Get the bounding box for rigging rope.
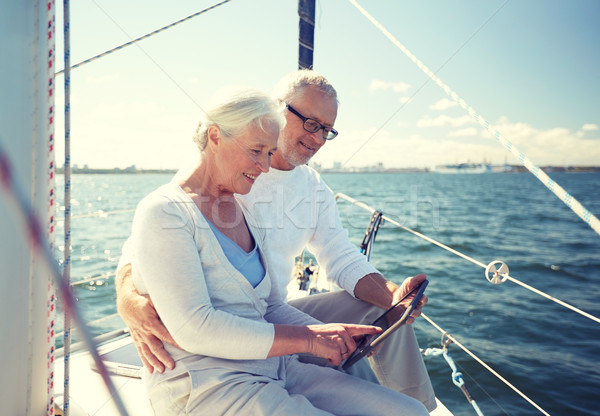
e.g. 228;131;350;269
62;1;72;414
335;193;600;324
347;0;600;238
0;145;129;416
422;346;484;416
70;208;135;219
45;1;57;414
55;0;233;76
421;314;550;416
347;198;546;414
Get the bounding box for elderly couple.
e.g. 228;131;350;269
116;70;436;415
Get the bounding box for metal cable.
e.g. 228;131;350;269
55;0;233;75
348;0;600;238
335;192;600;325
421;314;550;416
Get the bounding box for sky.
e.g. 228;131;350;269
52;0;600;170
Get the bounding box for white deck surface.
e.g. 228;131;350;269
55;337;151;416
55;335;453;415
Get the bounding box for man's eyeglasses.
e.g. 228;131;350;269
285;104;338;140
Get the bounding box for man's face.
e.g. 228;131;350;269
271;85;338;171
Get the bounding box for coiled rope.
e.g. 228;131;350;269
55;0;233;76
347;0;600;238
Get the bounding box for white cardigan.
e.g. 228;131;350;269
131;183;318;385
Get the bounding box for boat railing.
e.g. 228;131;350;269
335;192;600;325
335;191;600;416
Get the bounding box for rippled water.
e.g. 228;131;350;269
56;172;600;416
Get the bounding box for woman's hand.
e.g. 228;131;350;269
305;323;382;366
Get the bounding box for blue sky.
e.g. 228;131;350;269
53;0;600;169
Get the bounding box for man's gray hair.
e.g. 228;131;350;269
272;69;338;105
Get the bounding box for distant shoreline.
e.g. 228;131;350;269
56;168;177;174
56;166;600;174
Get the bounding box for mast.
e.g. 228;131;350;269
0;1;56;414
298;0;316;69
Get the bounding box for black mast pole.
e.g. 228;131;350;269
298;0;315;69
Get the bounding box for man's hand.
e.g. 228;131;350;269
354;272;428;327
115;263;179;373
388;273;428;325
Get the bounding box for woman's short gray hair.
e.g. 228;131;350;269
193;88;285;151
271;69;338;105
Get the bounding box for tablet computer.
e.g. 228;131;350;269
89;337;143;378
342;279;428;370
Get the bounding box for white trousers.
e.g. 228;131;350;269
147;356;429;416
289;290;437;412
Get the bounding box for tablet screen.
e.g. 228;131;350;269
342;279;428;370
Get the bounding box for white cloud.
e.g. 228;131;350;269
429;98;457;111
581;123;598;131
399;96;411;104
482;118;600;166
448;127;478;137
314;116;600;169
368;79;411;94
417;115;472;128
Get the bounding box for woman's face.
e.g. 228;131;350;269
213;120;280;195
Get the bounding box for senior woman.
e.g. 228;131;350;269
130;87;428;416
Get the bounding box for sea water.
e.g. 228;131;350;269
54;172;600;416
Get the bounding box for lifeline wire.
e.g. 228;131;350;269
335;192;600;325
348;0;600;238
421;314;550;416
55;0;233;75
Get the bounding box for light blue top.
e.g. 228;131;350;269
204;217;265;288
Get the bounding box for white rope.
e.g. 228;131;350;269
70;208;135;219
334;192;600;325
70;272;115;287
55;313;122;340
347;0;600;238
62;1;73;413
421;313;550;416
45;1;58;413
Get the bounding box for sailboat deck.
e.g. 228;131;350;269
54;335;452;416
